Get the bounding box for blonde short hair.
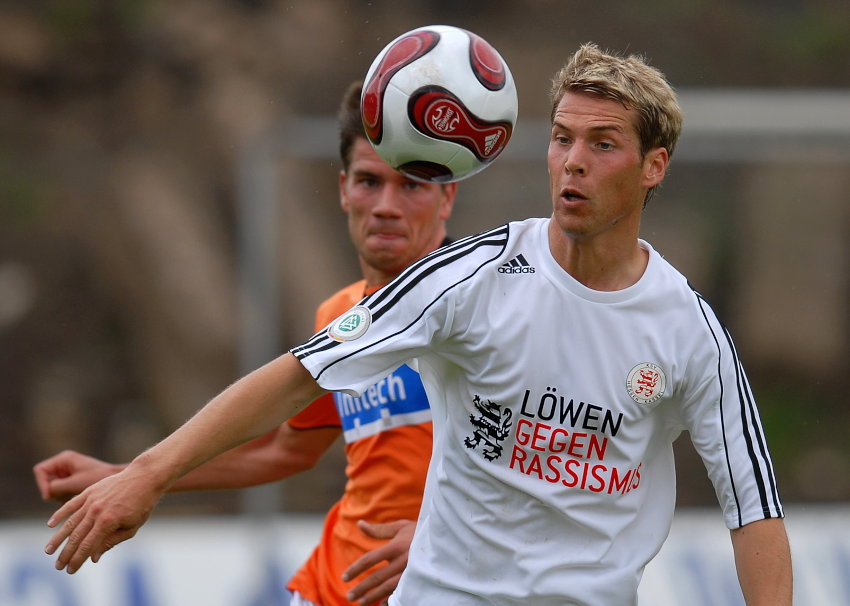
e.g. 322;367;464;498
550;44;682;203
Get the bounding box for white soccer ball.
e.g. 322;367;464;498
361;24;518;183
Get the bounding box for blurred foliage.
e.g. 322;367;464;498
1;0;848;518
0;150;50;228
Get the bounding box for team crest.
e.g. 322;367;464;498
464;395;512;461
327;305;372;342
626;362;666;405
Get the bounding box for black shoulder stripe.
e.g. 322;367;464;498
722;324;783;518
365;224;510;312
309;229;509;382
292;328;332;356
721;323;771;518
694;289;782;523
291;332;343;359
289;235;502;359
694;291;743;526
368;227;510;324
293;224;510;364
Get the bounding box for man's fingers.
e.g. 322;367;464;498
92;527;137;563
33;467;52;501
33;452;77;500
54;508;136;574
349;572;402;605
347;562;388;595
44;494;86;552
343;519;410;579
47;477;87;503
45;491;112;574
47;498;76;528
42;461;159;575
344;518;415;583
345;550;407;602
343;546;387;581
361;574;402;605
53;511;96;573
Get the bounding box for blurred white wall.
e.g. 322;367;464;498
2;505;845;606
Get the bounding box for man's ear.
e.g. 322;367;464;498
642;147;669;189
440;182;458;220
339;170;350;212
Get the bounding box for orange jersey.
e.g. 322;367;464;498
287;280;433;605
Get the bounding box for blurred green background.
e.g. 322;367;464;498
2;0;848;519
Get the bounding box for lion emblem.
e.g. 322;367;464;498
464;395;512;461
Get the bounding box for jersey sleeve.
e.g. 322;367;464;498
286;281;368;431
292;226;509;396
680;294;784;529
287;392;340;429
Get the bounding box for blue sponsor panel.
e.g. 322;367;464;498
334;364;431;442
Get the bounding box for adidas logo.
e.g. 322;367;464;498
498;254;536;274
484;132;502;156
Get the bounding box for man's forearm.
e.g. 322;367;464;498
128;353;326;494
169;424;340;491
731;517;792;605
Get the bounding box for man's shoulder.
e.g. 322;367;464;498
316;280;367;324
431;219;542;265
410;219;546;288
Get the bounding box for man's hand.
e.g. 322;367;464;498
34;450;123;503
342;519;416;605
44;461;163;574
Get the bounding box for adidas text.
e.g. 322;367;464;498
498;254;535;274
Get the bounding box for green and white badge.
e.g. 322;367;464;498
327;305;372;342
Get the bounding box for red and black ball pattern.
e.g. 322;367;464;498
467;31;508;91
361;30;439;145
361;25;517;183
407;86;513;161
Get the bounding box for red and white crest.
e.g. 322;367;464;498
626;362;666;405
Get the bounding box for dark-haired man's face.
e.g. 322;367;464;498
340;138;456;286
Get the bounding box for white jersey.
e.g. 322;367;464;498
293;217;783;606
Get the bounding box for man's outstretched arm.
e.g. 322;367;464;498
44;352;326;574
34;422;340;502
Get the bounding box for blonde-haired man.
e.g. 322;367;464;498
45;44;791;605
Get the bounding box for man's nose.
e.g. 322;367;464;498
563;145;587;175
372;185;404;216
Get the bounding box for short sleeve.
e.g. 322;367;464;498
287;393;341;430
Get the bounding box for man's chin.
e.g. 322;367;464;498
365;240;406;258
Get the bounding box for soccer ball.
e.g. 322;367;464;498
361;25;518;183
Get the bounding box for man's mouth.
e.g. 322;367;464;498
369;231;405;240
561;188;587;202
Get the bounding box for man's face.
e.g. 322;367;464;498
547;92;667;242
340;138;456;284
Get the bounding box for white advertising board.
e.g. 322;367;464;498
0;505;845;605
